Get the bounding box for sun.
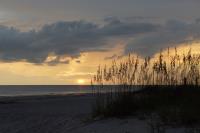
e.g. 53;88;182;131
77;79;85;84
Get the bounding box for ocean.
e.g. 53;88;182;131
0;85;93;96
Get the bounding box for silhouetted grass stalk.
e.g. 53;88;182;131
91;48;200;125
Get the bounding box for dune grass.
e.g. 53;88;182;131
91;47;200;126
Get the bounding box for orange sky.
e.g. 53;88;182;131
0;0;199;85
0;44;124;85
0;42;199;85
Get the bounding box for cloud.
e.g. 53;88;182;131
0;18;199;64
104;54;123;60
125;19;200;56
0;19;158;64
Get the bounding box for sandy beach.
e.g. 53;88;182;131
0;94;193;133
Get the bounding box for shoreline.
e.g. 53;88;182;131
0;93;95;106
0;92;93;98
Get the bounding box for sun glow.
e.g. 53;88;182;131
77;79;85;84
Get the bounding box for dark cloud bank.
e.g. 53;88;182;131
0;18;199;64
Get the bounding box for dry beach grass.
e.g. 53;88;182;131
91;47;200;130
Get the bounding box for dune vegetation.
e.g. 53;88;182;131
91;47;200;127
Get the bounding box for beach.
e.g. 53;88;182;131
0;94;192;133
0;94;92;133
0;94;148;133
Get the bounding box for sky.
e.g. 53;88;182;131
0;0;200;84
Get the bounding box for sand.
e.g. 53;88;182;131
0;94;191;133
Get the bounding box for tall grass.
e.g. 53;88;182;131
92;47;200;86
91;47;200;126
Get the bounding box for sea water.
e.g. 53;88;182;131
0;85;93;96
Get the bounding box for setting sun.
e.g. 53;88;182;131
77;79;85;84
